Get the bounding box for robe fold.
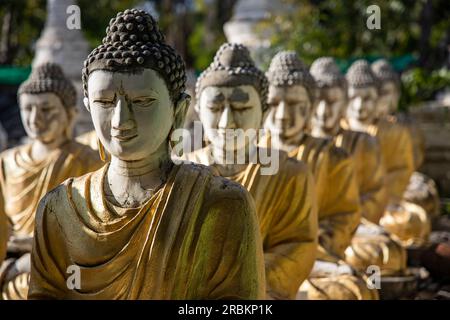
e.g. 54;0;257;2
368;116;414;204
28;163;265;299
290;134;361;260
0;141;102;237
183;147;318;300
335;129;387;224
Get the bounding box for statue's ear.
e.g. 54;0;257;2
83;97;90;112
173;93;191;130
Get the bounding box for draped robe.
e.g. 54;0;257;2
183;147;318;300
0;140;102;299
334;129;387;224
368;116;414;204
0;141;102;237
289;134;361;261
28;163;265;299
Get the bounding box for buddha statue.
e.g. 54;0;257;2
310;57;406;280
0;63;102;300
28;10;265;300
371;59;434;246
310;57;387;224
347;60;415;206
182;43;317;300
263;51;375;300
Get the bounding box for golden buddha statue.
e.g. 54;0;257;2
263;51;376;300
182;43;317;300
28;10;265;300
370;59;431;247
0;63;102;300
343;60;408;278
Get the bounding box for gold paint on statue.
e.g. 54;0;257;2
29;164;264;299
335;129;387;224
75;130;99;151
368;116;414;204
184;146;318;300
290;134;361;261
301;274;378;300
0;141;101;237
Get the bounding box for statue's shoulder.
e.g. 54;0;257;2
0;143;29;162
0;143;31;174
64;140;100;161
276;149;310;177
179;163;251;210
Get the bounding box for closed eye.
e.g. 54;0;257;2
132;97;156;107
93;99;115;108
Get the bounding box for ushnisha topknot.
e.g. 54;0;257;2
195;43;269;111
266;51;316;102
310;57;346;90
371;59;400;88
346;59;379;89
18;63;76;109
82;8;186;103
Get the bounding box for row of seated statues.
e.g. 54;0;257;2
0;9;442;300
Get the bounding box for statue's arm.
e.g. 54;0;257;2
359;137;388;224
384;127;414;203
28;187;69;299
319;151;361;259
264;163;318;300
198;180;266;300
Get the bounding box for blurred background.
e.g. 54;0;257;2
0;0;449;197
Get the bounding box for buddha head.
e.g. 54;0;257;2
371;59;401;118
310;57;347;138
195;43;268;152
82;9;189;162
18;63;77;145
264;51;316;143
345;60;379;131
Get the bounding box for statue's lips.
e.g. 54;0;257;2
112;132;138;141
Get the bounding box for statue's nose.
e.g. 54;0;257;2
112;95;135;130
218;104;236;129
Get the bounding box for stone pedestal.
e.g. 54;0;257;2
33;0;92;136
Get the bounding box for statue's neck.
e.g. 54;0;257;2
209;140;256;177
31;136;69;163
106;143;173;209
271;130;305;153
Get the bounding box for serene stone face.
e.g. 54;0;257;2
311;86;346;137
19;92;70;144
264;85;311;141
86;69;173;161
377;81;400;117
198;85;262;152
346;86;378;130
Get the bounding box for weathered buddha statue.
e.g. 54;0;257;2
349;60;414;206
28;10;265;300
371;59;433;247
0;63;102;300
182;43;317;300
343;60;408;276
310;57;387;224
263;51;373;299
310;57;405;280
